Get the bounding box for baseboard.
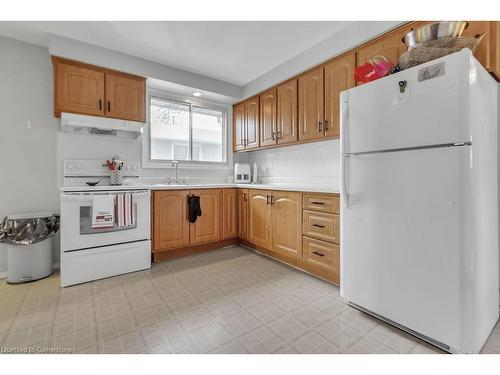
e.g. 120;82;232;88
0;262;60;280
153;238;239;262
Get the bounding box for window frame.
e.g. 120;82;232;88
142;89;231;170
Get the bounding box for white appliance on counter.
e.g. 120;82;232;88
340;50;499;353
234;163;251;183
60;160;151;287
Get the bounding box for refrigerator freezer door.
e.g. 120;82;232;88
341;146;469;350
343;51;472;154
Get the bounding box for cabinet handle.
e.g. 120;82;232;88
318;120;323;133
243;193;247;202
324;120;328;133
311;201;325;205
270;195;275;205
276;131;281;141
107;101;111;112
312;251;325;257
266;194;270;205
99;99;102;110
271;132;276;141
312;223;325;229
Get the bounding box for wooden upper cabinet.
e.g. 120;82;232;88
271;192;302;260
222;189;238;239
52;57;146;122
105;73;146;122
190;189;222;245
356;24;413;69
276;79;298;145
152;190;190;252
248;190;272;248
233;102;246;151
260;88;277;147
298;66;324;141
495;21;500;79
53;58;105;117
245;96;260;149
237;189;249;240
324;53;355;139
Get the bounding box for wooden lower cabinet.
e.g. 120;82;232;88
152;190;190;251
153;188;234;256
248;190;272;248
237;189;249;240
303;236;340;284
222;189;238;239
190;189;222;245
245;190;340;285
271;191;302;259
303;210;340;244
153;188;340;285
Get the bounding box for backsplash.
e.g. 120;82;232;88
235;139;340;182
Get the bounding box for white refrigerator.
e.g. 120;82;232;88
340;49;499;353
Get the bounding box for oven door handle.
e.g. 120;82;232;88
62;191;150;201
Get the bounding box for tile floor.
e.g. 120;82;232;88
1;245;499;354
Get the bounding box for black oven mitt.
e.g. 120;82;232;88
188;195;202;223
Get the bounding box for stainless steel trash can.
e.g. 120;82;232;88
0;212;59;284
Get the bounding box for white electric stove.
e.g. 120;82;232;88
60;160;151;287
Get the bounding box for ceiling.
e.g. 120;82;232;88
0;21;351;86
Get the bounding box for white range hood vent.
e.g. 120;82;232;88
60;113;144;139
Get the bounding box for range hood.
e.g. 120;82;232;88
60;113;144;139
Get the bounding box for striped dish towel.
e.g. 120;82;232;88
115;193;135;227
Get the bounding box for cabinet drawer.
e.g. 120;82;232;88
302;193;339;214
302;210;339;243
302;236;339;272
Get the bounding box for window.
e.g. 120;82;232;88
149;96;226;163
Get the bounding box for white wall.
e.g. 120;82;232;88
235;139;340;187
0;36;60;273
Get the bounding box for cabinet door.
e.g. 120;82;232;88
245;96;260;149
277;79;298;144
153;190;190;251
53;58;105;117
324;53;355;139
237;189;249;240
222;189;238;239
105;73;146;122
298;66;324;141
271;191;302;259
190;189;222;245
248;190;272;248
260;88;277;147
233;102;246;151
357;24;412;69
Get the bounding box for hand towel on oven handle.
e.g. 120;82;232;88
115;193;135;228
91;195;115;229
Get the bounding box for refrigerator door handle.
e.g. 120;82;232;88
342;154;350;209
341;92;349;154
340;91;350;209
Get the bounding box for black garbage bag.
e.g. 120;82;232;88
0;214;60;245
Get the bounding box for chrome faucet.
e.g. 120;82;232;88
171;160;179;184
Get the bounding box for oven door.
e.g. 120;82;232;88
61;190;150;252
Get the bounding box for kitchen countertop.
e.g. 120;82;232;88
60;182;340;194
